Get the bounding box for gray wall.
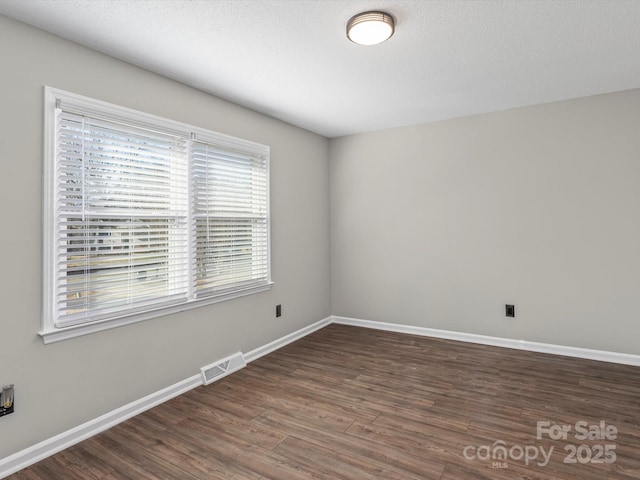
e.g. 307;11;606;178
0;15;331;459
330;89;640;355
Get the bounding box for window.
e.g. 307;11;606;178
42;87;270;343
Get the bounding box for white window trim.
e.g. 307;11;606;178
41;87;272;344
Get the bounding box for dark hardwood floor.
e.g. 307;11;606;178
9;324;640;479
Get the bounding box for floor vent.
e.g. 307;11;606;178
200;352;246;385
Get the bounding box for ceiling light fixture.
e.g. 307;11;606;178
346;11;395;46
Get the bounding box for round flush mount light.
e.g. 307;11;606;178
346;11;395;46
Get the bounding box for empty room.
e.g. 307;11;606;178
1;0;639;478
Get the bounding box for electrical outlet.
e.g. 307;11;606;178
0;384;14;418
506;304;515;317
276;304;282;318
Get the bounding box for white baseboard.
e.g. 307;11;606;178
331;315;640;367
245;316;332;363
0;374;202;479
0;315;332;479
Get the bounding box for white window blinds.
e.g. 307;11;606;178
55;111;190;327
43;87;270;340
192;142;269;296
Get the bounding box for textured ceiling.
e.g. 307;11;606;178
1;0;640;138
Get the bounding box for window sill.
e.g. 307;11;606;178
39;283;273;344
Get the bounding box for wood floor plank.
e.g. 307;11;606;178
235;366;384;422
7;324;640;479
215;371;381;423
90;428;201;480
167;417;329;480
253;407;444;479
161;395;289;450
114;415;262;480
272;435;418;480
